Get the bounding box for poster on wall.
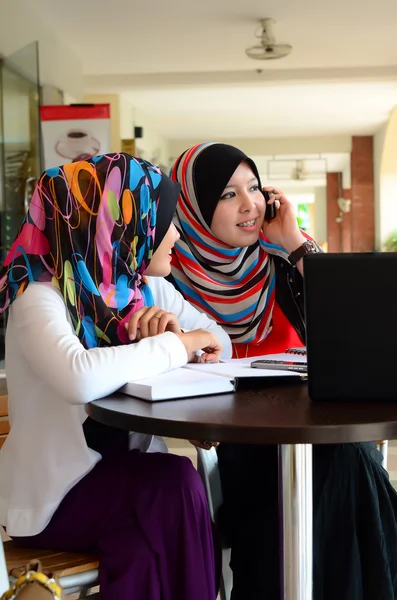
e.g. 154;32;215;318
40;104;111;170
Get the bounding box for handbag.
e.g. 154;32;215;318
1;560;63;600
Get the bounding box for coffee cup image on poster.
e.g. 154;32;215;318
40;105;111;169
54;128;100;162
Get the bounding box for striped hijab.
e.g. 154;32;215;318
170;143;290;345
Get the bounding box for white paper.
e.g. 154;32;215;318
186;359;300;379
223;353;307;365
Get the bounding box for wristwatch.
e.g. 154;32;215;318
288;240;319;266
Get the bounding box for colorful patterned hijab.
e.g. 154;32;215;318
0;153;180;349
170;143;290;345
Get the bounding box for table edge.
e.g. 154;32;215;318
86;401;397;445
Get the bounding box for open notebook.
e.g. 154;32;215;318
119;353;307;401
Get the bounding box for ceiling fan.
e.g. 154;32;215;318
245;18;292;61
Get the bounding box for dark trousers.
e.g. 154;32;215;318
217;442;397;600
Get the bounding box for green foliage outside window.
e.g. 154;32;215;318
297;203;310;232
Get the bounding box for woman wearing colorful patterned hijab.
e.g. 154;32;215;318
0;153;177;347
0;153;228;600
170;143;397;600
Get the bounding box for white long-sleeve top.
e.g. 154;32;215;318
0;277;232;537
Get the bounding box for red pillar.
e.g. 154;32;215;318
350;136;375;252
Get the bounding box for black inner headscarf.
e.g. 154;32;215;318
192;143;261;227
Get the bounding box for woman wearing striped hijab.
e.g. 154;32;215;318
169;143;397;600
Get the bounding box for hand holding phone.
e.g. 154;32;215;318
261;187;306;254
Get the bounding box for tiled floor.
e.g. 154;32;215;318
165;437;197;466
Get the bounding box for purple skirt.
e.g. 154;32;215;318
13;429;220;600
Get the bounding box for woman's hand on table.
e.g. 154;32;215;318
189;440;220;450
125;305;182;341
175;330;223;363
125;308;222;363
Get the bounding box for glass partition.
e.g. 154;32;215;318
0;42;42;368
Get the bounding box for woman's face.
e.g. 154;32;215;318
145;223;180;277
210;161;265;248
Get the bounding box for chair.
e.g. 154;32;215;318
0;524;9;597
196;447;232;600
0;394;100;598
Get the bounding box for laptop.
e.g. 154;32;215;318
304;252;397;401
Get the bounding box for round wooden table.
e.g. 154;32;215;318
87;382;397;600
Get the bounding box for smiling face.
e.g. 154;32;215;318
210;161;266;248
145;223;180;276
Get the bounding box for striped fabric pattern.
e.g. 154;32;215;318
170;143;290;344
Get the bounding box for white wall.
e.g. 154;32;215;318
0;0;83;99
81;94;170;166
373;121;387;249
378;172;397;249
119;96;169;168
373;109;397;249
313;187;327;246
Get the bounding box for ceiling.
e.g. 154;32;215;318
120;80;397;138
23;0;397;140
29;0;397;75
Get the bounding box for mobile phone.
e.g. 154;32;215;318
263;190;277;222
251;359;307;373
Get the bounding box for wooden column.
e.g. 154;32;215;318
350;136;375;251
